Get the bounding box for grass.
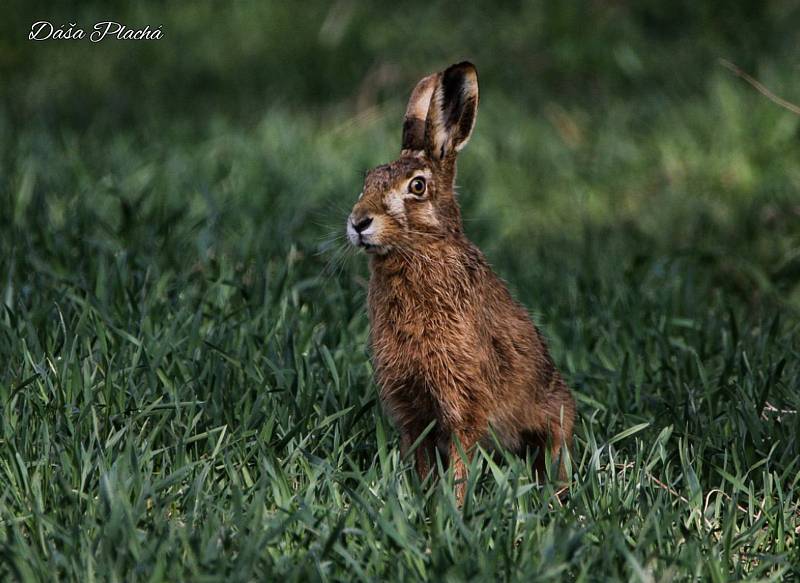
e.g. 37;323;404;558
2;1;800;580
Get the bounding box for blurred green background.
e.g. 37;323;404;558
1;1;799;580
3;1;800;301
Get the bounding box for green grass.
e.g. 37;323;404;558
2;1;800;580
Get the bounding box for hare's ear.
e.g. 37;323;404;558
401;73;438;153
424;62;479;160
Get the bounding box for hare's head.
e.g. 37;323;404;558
347;62;479;255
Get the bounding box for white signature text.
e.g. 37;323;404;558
29;21;163;42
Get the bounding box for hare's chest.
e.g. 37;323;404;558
369;282;466;350
368;287;479;386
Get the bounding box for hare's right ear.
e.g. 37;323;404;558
401;73;438;154
423;62;479;160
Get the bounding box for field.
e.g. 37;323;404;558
1;2;800;580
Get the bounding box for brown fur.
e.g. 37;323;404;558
347;62;575;505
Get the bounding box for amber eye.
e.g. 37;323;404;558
409;176;427;196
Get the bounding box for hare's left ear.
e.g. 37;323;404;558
402;73;439;154
424;62;479;160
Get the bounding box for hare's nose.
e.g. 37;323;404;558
352;216;373;233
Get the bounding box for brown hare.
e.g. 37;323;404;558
347;62;575;505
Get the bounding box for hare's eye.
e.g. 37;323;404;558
409;177;427;196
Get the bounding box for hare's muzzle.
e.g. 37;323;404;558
352;216;373;233
347;212;383;253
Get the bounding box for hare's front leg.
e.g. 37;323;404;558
400;424;436;481
448;428;481;506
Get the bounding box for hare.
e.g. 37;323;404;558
347;62;575;504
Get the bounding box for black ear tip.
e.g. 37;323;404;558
445;61;477;77
441;62;479;101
